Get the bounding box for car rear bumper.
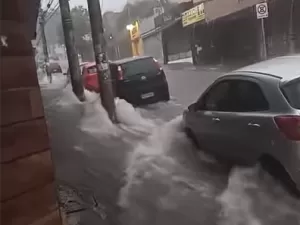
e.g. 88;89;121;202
281;144;300;190
118;82;170;105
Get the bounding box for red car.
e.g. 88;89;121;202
80;62;100;92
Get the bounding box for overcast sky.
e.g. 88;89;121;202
43;0;187;13
41;0;128;12
69;0;127;12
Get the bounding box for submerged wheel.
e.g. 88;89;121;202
260;155;300;198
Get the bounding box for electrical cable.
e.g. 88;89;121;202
45;2;60;24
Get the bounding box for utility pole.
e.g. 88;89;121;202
86;0;116;122
260;18;267;60
288;0;296;54
59;0;85;101
39;9;51;82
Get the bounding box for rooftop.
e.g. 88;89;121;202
235;55;300;82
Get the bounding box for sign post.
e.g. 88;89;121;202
256;2;268;60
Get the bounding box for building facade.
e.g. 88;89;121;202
1;0;63;224
190;0;300;65
140;11;165;63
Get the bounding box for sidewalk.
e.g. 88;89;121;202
43;88;128;225
41;85;158;225
39;73;70;109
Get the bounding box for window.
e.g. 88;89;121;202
121;58;159;78
282;80;300;109
234;80;269;112
87;66;97;74
198;81;232;111
198;79;269;112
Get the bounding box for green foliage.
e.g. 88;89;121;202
71;6;91;46
56;6;93;60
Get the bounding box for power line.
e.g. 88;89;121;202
45;2;60;23
35;0;59;47
42;0;55;17
45;0;54;13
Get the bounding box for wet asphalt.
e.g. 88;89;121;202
40;64;300;225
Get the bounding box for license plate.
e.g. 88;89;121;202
141;92;154;99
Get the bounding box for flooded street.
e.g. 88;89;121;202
118;103;300;225
5;1;300;225
39;65;300;225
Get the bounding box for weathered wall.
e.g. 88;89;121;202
163;21;192;62
142;32;164;63
204;0;262;22
265;0;300;57
0;0;62;224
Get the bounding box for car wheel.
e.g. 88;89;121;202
163;95;170;102
260;155;300;198
184;127;199;148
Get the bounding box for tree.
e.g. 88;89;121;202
56;6;93;61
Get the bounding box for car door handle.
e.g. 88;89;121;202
212;117;220;122
248;122;260;127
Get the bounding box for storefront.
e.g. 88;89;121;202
142;31;164;63
181;3;206;64
192;0;261;65
159;1;193;64
162;20;192;63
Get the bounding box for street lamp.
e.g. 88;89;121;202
126;24;134;31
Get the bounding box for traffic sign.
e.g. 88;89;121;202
256;2;268;19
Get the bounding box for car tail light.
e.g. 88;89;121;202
117;66;124;80
153;58;162;72
274;115;300;141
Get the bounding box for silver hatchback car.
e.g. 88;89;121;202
183;55;300;192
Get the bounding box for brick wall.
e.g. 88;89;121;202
0;1;63;224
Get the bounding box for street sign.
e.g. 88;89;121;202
182;3;205;27
256;2;268;19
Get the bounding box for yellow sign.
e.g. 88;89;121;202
182;3;205;27
130;21;140;41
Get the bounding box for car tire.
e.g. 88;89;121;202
163;95;170;102
260;155;300;198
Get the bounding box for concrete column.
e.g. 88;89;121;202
161;31;169;64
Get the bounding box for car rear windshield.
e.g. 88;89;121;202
87;66;97;74
121;58;158;77
282;80;300;109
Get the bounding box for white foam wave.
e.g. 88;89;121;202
218;166;300;225
118;116;214;210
